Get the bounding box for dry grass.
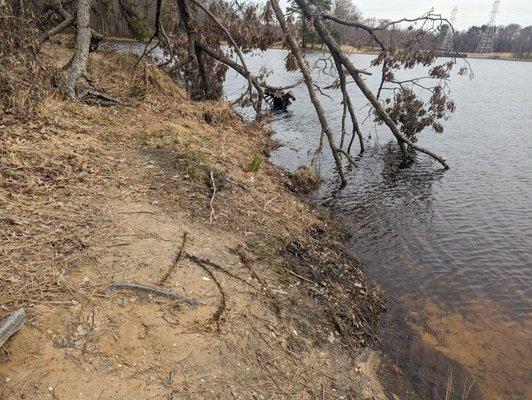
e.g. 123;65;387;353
0;43;283;313
292;165;321;193
0;46;182;311
0;103;110;310
1;42;383;352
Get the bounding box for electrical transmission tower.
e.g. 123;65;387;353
441;6;458;52
477;0;500;53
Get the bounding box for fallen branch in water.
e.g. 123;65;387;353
0;308;26;347
107;282;199;305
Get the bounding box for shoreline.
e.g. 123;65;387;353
269;41;532;62
0;43;388;399
100;37;532;63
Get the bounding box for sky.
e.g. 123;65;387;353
354;1;531;29
278;0;532;30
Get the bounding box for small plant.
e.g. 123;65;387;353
246;236;271;259
186;163;202;181
247;154;262;173
338;224;353;240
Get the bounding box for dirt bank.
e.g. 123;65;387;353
0;44;386;399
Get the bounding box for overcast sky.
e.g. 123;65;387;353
354;1;531;29
278;1;532;30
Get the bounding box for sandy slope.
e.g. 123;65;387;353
0;45;385;399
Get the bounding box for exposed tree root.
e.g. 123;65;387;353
158;232;189;285
106;282;200;305
77;88;123;107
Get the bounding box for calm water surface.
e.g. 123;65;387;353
225;50;532;399
108;42;531;398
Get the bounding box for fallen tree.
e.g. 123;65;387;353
7;0;469;180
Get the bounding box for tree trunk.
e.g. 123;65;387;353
301;19;307;49
269;0;347;186
176;0;212;99
64;0;91;98
194;45;210;99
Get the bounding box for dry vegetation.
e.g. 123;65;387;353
0;43;386;399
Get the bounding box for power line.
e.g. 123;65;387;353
477;0;501;53
441;6;458;52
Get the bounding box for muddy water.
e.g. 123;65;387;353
224;50;532;399
107;41;531;398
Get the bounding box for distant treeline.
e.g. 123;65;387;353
452;24;531;56
336;20;532;58
12;0;531;58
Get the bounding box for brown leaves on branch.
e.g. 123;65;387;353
161;0;279;100
284;52;299;72
202;0;278;53
366;20;470;140
380;85;457;140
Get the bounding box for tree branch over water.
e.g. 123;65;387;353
5;0;473;182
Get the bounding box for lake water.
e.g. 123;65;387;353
107;42;531;399
224;49;532;400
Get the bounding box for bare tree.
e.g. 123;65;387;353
63;0;91;98
296;0;457;168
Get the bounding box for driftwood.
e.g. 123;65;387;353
107;282;199;305
0;308;26;347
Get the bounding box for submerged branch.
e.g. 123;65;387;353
270;0;347;186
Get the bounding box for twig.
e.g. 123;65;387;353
158;232;189;285
209;170;216;224
82;307;95;355
107;282;199;305
189;260;226;330
283;267;314;284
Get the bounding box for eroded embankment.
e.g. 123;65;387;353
0;44;385;399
